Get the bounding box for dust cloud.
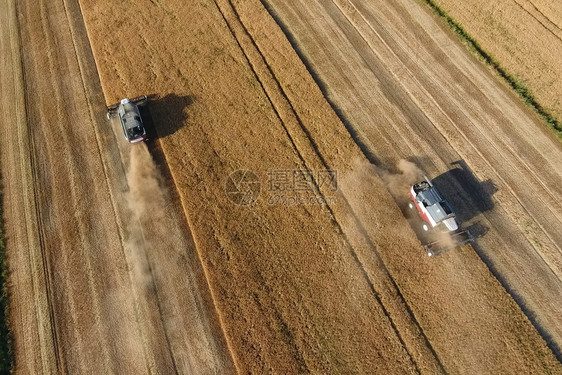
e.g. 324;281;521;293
338;158;423;210
118;144;224;372
124;143;167;290
97;143;174;371
127;144;167;222
434;230;456;250
337;157;418;242
375;159;423;205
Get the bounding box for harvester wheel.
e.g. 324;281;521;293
422;224;429;232
408;202;414;209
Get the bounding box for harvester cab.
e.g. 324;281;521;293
107;96;148;144
409;175;471;256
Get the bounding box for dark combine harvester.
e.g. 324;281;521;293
107;96;148;143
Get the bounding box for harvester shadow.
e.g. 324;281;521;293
464;221;488;239
431;160;497;224
140;93;194;140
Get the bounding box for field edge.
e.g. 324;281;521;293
420;0;562;139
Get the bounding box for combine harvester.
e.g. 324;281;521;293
409;176;471;256
107;96;148;143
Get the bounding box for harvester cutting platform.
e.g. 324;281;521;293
409;176;471;256
107;96;148;143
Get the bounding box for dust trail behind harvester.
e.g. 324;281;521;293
127;144;166;222
119;143;177;372
122;143;225;373
124;144;167;289
376;159;423;206
339;158;423;212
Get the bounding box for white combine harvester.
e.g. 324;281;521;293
409;176;471;256
107;96;148;143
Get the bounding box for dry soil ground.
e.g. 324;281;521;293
429;0;562;121
1;0;561;373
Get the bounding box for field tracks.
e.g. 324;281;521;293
513;0;562;42
215;0;448;372
62;1;161;372
88;9;241;373
259;0;562;370
18;3;63;373
291;0;562;290
2;0;59;372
